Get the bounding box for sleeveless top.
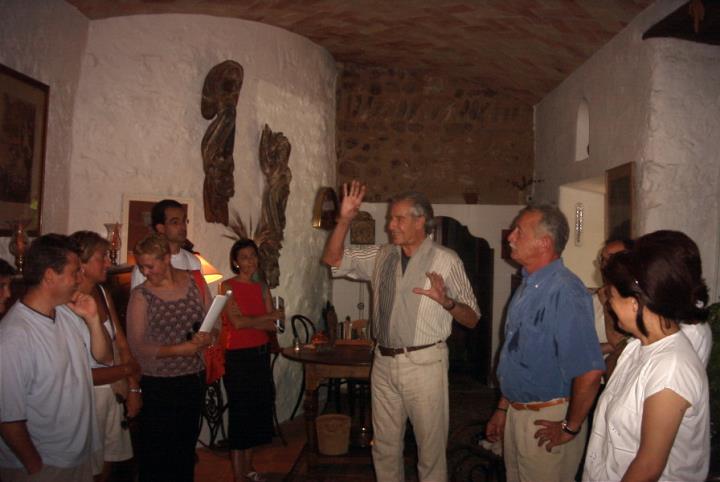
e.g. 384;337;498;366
223;279;270;350
138;279;205;377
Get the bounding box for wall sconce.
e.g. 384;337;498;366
574;203;584;246
196;254;223;285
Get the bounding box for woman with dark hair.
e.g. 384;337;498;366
633;230;713;367
583;231;710;481
126;233;212;482
220;239;282;482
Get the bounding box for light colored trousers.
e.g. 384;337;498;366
504;401;587;482
371;342;449;482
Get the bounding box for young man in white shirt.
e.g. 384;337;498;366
0;234;113;481
130;199;201;288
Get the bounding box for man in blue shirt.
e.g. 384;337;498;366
486;205;604;482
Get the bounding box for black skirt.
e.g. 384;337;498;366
223;345;274;450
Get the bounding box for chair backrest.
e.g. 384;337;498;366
291;315;316;344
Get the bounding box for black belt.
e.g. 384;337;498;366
226;344;269;356
377;343;436;357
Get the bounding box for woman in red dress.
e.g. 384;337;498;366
220;239;283;482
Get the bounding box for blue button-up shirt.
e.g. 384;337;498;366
497;259;605;403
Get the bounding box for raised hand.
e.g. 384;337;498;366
412;272;449;306
338;180;367;222
67;291;100;324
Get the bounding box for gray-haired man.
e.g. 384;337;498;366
322;180;480;482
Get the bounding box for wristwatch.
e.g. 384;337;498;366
561;420;580;436
443;298;456;311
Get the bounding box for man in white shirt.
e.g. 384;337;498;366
130;199;201;288
0;234;112;482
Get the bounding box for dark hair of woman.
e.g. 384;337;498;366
602;232;709;337
229;239;259;274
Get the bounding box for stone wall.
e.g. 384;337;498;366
336;63;533;203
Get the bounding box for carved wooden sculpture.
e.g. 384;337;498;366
224;125;292;289
256;124;292;288
201;60;243;225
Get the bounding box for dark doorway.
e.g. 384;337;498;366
433;216;493;384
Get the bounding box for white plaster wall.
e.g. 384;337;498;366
0;0;88;259
558;185;605;288
67;14;337;420
639;38;720;298
332;202;524;377
534;0;720;299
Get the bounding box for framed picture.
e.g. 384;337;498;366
350;211;375;244
0;63;49;236
605;162;634;240
121;194;194;264
312;187;338;230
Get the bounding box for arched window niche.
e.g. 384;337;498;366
575;98;590;162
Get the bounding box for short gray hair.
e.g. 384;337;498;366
390;191;435;234
521;204;569;255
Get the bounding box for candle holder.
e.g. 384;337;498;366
104;223;122;266
8;220;29;273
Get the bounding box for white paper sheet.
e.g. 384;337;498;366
198;290;231;333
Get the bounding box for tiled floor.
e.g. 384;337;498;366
192;374;496;482
195;417;307;482
106;374;495;481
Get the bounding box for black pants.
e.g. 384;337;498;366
138;372;205;482
223;346;274;450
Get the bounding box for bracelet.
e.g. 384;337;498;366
495;407;507;413
129;388;142;394
443;298;456;311
561;420;580;436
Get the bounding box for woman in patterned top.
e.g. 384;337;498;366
127;233;212;482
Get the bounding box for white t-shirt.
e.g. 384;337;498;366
680;322;712;368
583;332;710;482
130;248;201;288
0;303;101;468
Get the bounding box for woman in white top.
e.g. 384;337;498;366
583;230;710;482
71;231;143;482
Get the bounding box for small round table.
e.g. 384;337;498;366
282;344;373;465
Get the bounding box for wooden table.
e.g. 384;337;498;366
282;344;373;465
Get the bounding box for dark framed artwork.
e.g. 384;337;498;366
312;187;338;230
350;211;375;244
121;194;193;264
0;63;49;236
605;162;634;240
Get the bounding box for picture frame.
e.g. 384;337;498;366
350;211;375;244
0;63;49;236
605;162;634;240
311;187;338;230
121;194;194;264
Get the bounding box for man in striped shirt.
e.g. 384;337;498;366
322;180;480;482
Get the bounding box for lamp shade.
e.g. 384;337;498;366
196;254;223;284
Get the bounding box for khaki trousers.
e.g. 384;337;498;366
371;342;449;482
503;401;587;482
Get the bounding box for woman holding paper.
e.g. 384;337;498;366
126;233;212;482
220;238;282;482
